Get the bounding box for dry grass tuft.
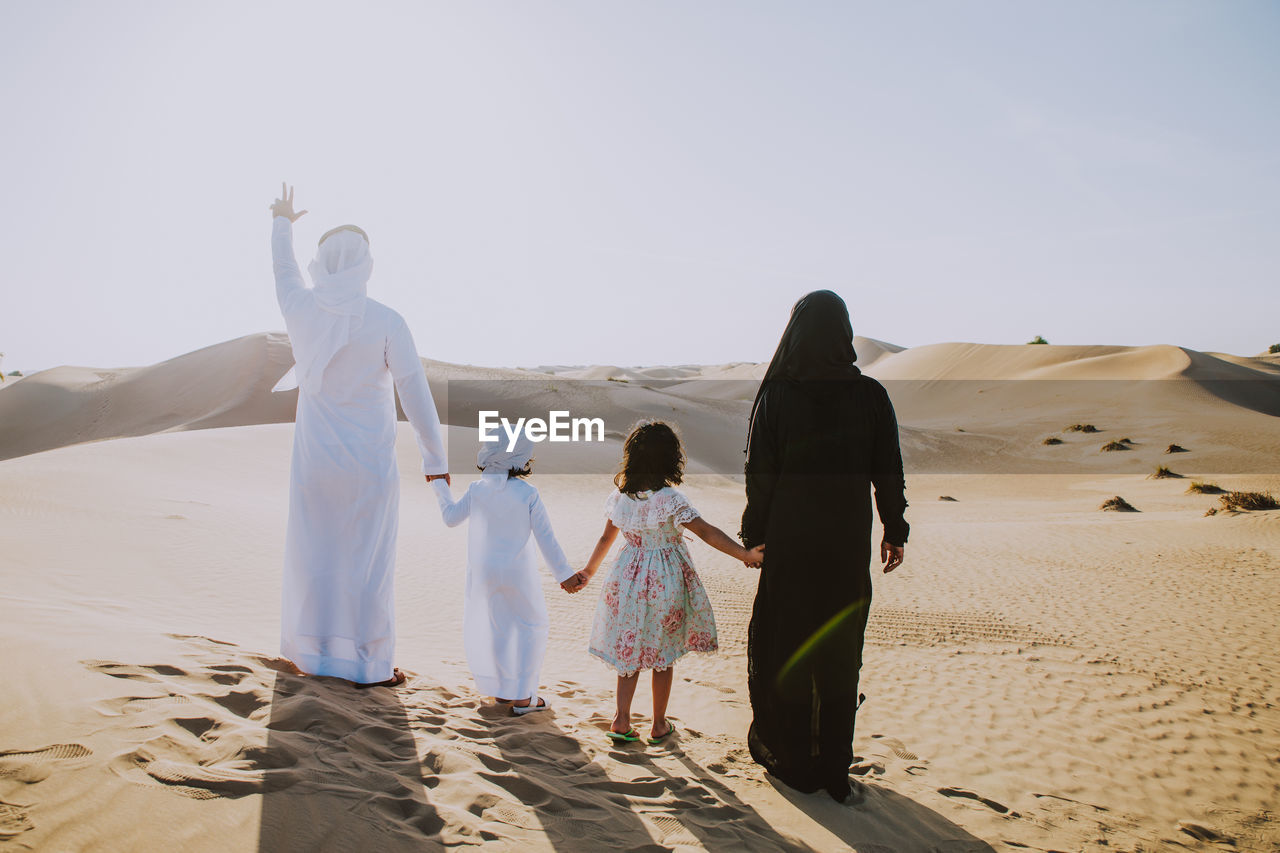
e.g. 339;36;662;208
1216;491;1280;513
1149;466;1180;479
1065;424;1099;433
1101;441;1129;452
1165;444;1188;454
1100;496;1139;512
1042;437;1064;446
1186;481;1223;495
937;495;958;502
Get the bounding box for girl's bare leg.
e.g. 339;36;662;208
614;673;639;733
651;666;674;738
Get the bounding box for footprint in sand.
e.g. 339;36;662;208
0;743;93;834
641;811;703;848
849;758;886;776
937;786;1017;816
0;743;93;783
0;801;35;839
86;641;289;801
869;734;920;761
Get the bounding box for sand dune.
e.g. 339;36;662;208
4;333;1278;475
2;335;1279;851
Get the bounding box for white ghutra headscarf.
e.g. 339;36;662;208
477;433;535;474
275;228;374;394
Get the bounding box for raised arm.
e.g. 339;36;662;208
529;493;575;583
386;317;448;477
269;183;309;315
430;479;472;527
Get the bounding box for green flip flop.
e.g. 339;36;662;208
647;722;676;745
606;728;640;743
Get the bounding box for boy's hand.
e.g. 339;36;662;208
744;543;765;568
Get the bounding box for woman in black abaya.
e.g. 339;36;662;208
740;290;909;802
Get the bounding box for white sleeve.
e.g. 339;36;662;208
271;217;307;316
387;317;448;475
431;479;472;528
530;492;575;583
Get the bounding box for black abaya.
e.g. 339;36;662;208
740;291;908;800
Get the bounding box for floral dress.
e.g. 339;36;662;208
589;487;719;676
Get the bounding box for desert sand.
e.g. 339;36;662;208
1;334;1278;852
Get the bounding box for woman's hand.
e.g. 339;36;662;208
881;540;904;573
269;182;308;222
424;473;452;486
744;543;765;568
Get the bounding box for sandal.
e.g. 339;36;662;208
512;696;550;716
354;667;407;689
647;721;676;745
606;728;640;743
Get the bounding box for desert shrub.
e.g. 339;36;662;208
5;371;19;377
1165;444;1188;453
1186;481;1224;494
938;495;958;502
1042;437;1064;445
1028;336;1049;345
1149;466;1180;479
1101;441;1129;452
1118;437;1134;444
1270;343;1280;354
1065;424;1099;433
1218;491;1280;512
1100;496;1138;512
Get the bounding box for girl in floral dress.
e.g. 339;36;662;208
571;421;765;744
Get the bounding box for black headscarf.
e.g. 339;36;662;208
747;290;861;452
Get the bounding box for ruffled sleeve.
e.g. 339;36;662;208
604;490;622;520
666;489;701;527
607;487;700;531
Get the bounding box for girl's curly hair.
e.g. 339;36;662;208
614;420;685;495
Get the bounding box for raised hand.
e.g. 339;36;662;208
744;543;765;569
269;182;308;222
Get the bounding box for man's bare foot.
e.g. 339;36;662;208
354;667;406;689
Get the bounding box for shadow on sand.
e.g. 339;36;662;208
771;776;998;853
256;668;441;853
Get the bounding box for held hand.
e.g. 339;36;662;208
881;540;904;573
424;473;452;486
269;182;308;222
561;571;589;594
743;543;766;569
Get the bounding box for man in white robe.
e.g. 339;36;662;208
269;184;448;687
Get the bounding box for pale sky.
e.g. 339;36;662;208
1;1;1277;373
